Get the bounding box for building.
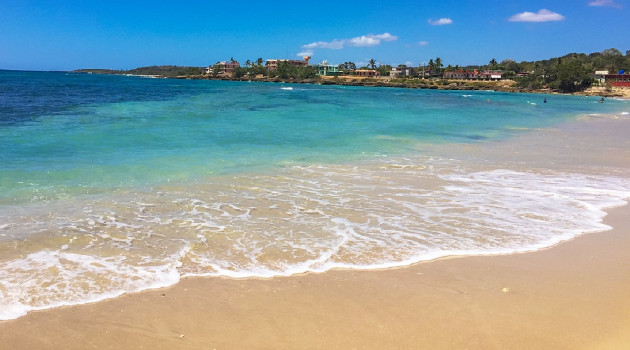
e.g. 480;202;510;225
590;70;609;85
390;66;416;77
443;70;478;79
266;57;311;71
604;73;630;87
479;71;503;80
208;60;240;74
316;62;340;76
354;69;379;77
443;70;503;80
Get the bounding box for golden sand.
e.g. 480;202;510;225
0;204;627;350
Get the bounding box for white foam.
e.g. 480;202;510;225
1;161;629;321
0;250;181;321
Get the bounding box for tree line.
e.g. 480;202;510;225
77;48;629;93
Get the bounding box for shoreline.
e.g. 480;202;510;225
1;204;628;349
1;116;630;349
70;69;630;98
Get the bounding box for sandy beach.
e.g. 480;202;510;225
1;108;629;349
0;204;628;350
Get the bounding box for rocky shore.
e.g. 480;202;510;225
171;74;629;98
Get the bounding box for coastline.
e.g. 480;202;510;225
0;205;628;350
1;109;629;349
71;69;630;98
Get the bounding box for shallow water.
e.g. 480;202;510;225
1;70;629;320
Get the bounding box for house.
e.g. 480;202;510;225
266;56;311;71
590;70;609;85
443;70;478;79
604;72;630;87
479;71;503;80
208;60;240;74
443;70;503;80
390;66;416;77
590;70;630;87
354;69;379;77
316;61;340;76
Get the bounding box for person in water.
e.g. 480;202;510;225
600;97;605;103
544;98;547;103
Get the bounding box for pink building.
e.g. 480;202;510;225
354;69;379;77
266;57;311;71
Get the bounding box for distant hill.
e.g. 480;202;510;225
74;65;204;77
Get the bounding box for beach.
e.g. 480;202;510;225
1;107;629;349
0;208;628;349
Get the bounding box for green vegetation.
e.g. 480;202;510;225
75;65;203;77
75;48;629;93
512;49;629;92
268;62;318;80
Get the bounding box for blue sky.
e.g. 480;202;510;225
1;0;628;71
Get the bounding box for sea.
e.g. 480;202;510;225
1;70;629;320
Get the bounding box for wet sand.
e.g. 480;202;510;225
2;116;629;349
0;204;628;350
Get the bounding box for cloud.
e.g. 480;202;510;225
588;0;622;8
428;18;453;25
302;39;344;50
297;50;314;57
418;41;429;46
508;9;565;22
301;33;398;51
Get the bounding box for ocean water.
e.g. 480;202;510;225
1;70;629;320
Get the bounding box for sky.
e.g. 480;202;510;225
1;0;629;71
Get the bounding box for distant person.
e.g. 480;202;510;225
543;98;547;103
600;97;605;103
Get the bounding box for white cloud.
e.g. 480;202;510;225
588;0;621;7
508;9;565;22
418;41;429;46
428;18;453;25
297;50;314;57
302;39;344;49
301;33;398;51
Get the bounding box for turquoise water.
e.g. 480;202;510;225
1;70;622;203
1;70;629;320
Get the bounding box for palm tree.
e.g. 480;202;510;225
256;58;263;67
489;58;498;69
245;59;251;68
368;58;376;69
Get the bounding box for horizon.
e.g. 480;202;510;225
1;0;629;71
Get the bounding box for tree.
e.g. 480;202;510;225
489;58;498;69
339;61;356;73
368;58;377;69
231;67;247;79
434;57;443;74
256;58;263;67
245;59;251;68
501;59;521;73
211;64;222;77
376;64;392;76
549;59;592;92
